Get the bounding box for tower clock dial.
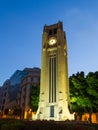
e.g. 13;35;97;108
49;37;57;45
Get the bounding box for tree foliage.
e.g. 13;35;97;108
29;84;40;112
86;72;98;112
69;71;98;122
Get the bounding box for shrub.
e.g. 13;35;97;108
0;119;25;130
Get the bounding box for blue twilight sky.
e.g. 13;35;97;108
0;0;98;86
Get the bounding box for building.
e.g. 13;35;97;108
0;86;3;117
5;70;27;111
0;80;10;117
0;67;40;119
36;21;74;120
20;67;40;119
0;87;2;110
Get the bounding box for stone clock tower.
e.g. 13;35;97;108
36;21;74;120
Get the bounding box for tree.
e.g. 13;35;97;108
69;71;98;123
29;84;40;112
86;71;98;122
69;72;91;120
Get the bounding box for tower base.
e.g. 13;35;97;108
36;101;74;121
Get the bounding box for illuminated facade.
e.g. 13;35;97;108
0;67;40;119
36;21;74;120
20;67;40;119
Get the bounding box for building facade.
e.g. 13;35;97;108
36;21;74;120
0;80;10;117
5;70;28;113
0;67;40;119
0;86;3;117
20;67;40;119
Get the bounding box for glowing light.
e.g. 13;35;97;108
24;111;27;119
9;109;11;112
29;109;32;112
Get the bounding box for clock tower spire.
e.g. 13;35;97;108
36;21;74;120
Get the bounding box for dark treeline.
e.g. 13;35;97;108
69;71;98;122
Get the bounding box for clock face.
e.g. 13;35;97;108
49;37;57;45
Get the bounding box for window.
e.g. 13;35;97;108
3;99;5;104
5;87;7;90
24;87;26;92
22;103;25;106
50;106;54;117
23;95;25;100
4;92;6;96
2;106;4;110
54;28;57;34
31;77;33;81
49;30;52;35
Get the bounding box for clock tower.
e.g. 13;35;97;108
36;21;74;120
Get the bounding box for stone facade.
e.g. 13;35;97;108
0;67;40;119
20;67;40;119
